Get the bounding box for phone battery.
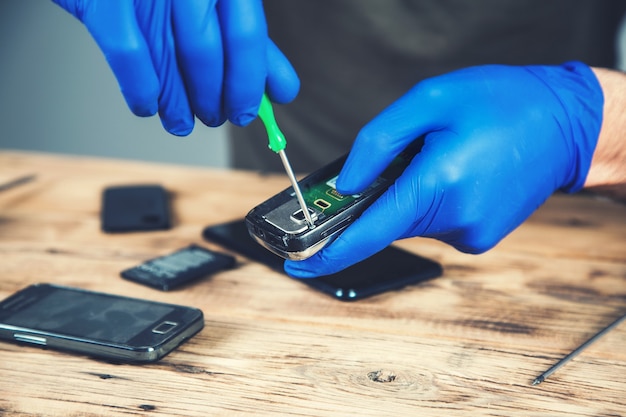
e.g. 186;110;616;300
121;244;235;291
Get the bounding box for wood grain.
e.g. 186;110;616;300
0;150;625;417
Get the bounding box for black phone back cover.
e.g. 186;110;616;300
202;219;442;301
101;185;171;233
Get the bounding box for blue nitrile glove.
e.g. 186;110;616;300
285;61;603;278
52;0;300;135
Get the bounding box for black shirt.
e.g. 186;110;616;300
231;0;626;173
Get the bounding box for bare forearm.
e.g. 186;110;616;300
584;67;626;202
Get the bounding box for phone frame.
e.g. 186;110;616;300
0;283;204;363
245;141;422;260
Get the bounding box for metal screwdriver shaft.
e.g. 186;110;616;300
532;311;626;386
277;149;313;225
258;94;314;228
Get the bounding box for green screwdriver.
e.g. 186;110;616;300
258;93;314;228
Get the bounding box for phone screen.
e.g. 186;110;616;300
203;219;442;301
5;288;174;344
0;284;204;362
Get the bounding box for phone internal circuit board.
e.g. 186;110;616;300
302;176;372;217
301;148;414;218
302;176;386;216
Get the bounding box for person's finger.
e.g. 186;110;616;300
218;0;267;126
134;0;194;136
80;0;159;117
265;40;300;104
336;75;455;195
172;0;226;127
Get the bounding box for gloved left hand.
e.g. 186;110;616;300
285;61;603;278
52;0;300;135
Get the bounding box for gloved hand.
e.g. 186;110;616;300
52;0;300;135
285;61;603;278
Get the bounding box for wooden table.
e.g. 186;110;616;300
1;150;625;417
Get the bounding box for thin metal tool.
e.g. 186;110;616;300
258;94;314;228
0;174;36;193
532;311;626;386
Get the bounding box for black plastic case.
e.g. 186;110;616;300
101;184;171;233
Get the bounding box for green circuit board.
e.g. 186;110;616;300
300;144;419;218
302;176;356;216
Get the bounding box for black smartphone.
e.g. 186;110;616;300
245;140;423;260
0;283;204;363
101;184;171;232
203;219;442;301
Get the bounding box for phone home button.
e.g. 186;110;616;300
152;321;178;334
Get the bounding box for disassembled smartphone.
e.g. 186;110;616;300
245;141;422;260
0;283;204;363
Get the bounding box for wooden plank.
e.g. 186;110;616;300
0;151;625;416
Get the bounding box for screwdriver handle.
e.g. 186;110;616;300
258;94;286;153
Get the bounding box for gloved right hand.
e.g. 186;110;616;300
52;0;300;135
285;61;603;278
